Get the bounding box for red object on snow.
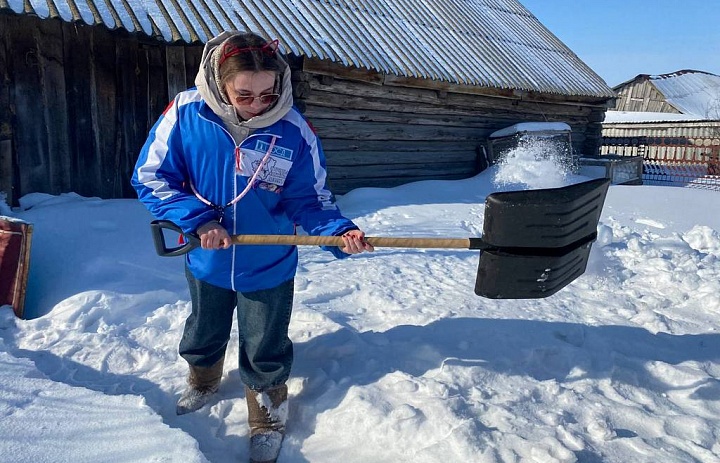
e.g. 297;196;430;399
0;217;33;318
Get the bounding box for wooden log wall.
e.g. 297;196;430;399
0;14;202;205
295;59;608;194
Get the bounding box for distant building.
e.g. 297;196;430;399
601;71;720;185
611;70;720;119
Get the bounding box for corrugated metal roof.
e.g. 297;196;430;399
647;71;720;119
0;0;615;98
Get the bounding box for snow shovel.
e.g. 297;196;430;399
150;177;610;299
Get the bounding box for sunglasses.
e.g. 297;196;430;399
219;39;279;67
232;93;280;106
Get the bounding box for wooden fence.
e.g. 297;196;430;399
600;136;720;189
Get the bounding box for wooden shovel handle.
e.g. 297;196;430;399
150;220;486;257
231;234;472;249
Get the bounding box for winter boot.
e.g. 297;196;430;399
176;356;224;415
246;384;288;463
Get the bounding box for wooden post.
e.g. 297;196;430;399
0;217;33;319
0;140;12;206
166;46;187;100
37;18;71;194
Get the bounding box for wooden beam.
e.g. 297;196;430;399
325;150;476;167
303;57;385;85
146;45;169;124
10;16;47;198
115;37;142;199
321;138;480;153
330;162;475;180
0;140;12;206
0;17;13;205
63;21;97;197
305;79;596;117
37;18;71;194
310;119;486;141
184;46;203;91
0;16;11;142
89;26;119;199
304;105;514;128
302;56;610;107
166;45;187;99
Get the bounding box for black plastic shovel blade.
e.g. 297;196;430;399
475;242;594;298
481;177;610;249
474;178;610;299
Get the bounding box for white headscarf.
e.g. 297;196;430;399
194;31;295;140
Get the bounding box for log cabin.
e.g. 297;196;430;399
0;0;616;205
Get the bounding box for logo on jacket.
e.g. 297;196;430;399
255;140;294;160
252;157;276;181
239;148;292;186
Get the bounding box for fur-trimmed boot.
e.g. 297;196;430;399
176;356;224;415
246;384;288;463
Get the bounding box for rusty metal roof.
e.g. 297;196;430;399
0;0;615;98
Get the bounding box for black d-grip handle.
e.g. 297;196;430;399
150;220;201;257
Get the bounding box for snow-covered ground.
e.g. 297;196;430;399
1;146;719;463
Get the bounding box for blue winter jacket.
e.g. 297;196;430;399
132;89;357;292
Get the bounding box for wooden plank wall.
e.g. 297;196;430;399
0;19;12;205
612;79;681;113
0;15;203;204
296;67;607;194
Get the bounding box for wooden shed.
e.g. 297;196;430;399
0;0;616;205
602;70;720;186
611;70;720;118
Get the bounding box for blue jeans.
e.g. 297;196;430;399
180;266;294;390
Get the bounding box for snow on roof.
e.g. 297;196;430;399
490;122;571;138
650;71;720;119
0;0;615;98
603;111;709;124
